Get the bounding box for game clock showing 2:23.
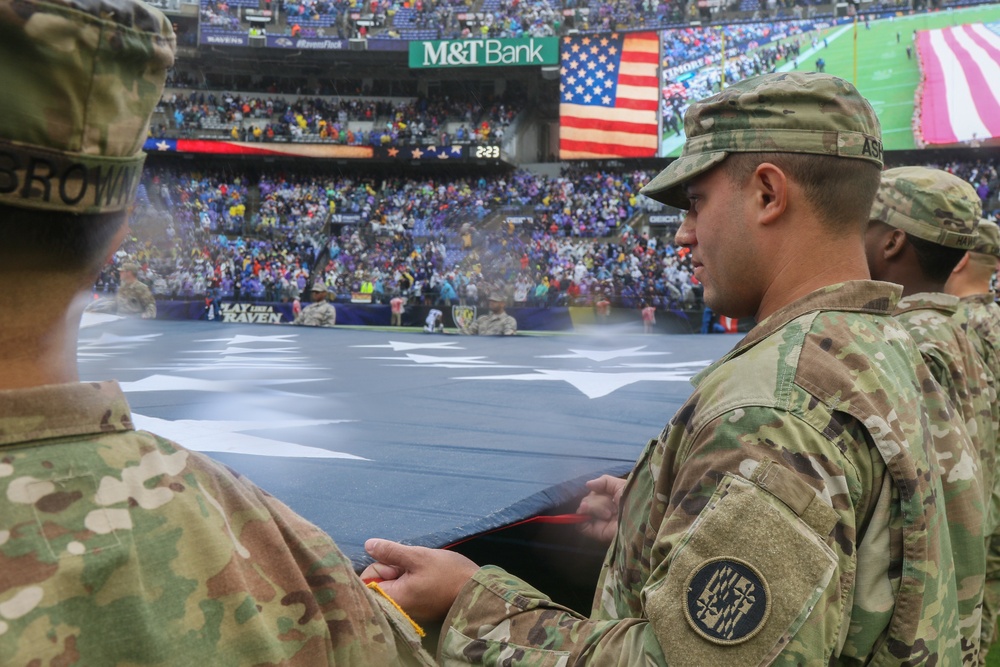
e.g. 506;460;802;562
474;145;501;160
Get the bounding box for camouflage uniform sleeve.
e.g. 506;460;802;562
439;566;661;665
502;315;516;336
185;448;436;665
986;530;1000;663
440;406;878;665
975;305;1000;662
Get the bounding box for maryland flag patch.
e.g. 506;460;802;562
684;557;771;645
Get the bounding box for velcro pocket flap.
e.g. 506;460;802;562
646;473;839;666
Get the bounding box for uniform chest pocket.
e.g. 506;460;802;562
7;472;126;561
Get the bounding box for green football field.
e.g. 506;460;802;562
662;3;1000;155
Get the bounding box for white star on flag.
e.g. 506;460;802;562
132;414;365;460
80;332;163;347
198;334;299;345
538;346;668;362
458;369;699;399
120;375;327;393
352;341;465;351
366;353;497;365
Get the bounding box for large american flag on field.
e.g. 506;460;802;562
916;22;1000;145
559;31;660;159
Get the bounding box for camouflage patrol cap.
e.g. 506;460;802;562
310;283;328;293
869;167;981;250
973;219;1000;258
641;72;883;209
487;283;506;301
0;0;175;214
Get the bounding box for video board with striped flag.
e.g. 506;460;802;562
559;31;660;159
916;22;1000;145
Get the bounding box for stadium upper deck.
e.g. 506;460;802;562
183;0;993;45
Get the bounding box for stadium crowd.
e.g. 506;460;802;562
196;0;992;43
99;156;997;316
155;89;521;146
659;19;812;70
106;165;693;310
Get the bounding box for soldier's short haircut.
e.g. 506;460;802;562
0;203;125;274
905;233;966;284
722;152;881;233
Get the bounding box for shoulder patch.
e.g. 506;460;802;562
684;557;771;645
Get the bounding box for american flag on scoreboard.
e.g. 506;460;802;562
559;31;660;159
916;22;1000;145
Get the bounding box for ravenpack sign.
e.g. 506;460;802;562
409;37;558;68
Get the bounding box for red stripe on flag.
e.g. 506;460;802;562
618;73;659;87
560;115;658;135
959;25;1000;136
621;50;660;64
615;97;658;112
174;140;281;155
917;30;959;144
941;26;1000;136
561;138;656;157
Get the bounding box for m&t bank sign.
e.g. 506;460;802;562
409;37;558;68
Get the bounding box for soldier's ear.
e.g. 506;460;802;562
750;162;787;226
951;252;970;275
882;228;907;261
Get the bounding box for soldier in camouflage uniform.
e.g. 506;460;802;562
0;0;434;664
362;73;969;665
865;167;993;661
460;291;517;336
293;283;337;327
115;262;157;319
946;219;1000;662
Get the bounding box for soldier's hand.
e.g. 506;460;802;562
577;475;626;544
362;539;479;622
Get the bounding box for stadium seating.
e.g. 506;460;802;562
116;157;996;309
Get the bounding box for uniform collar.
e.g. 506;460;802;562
0;381;134;447
959;292;998;305
893;292;959;316
692;281;902;387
